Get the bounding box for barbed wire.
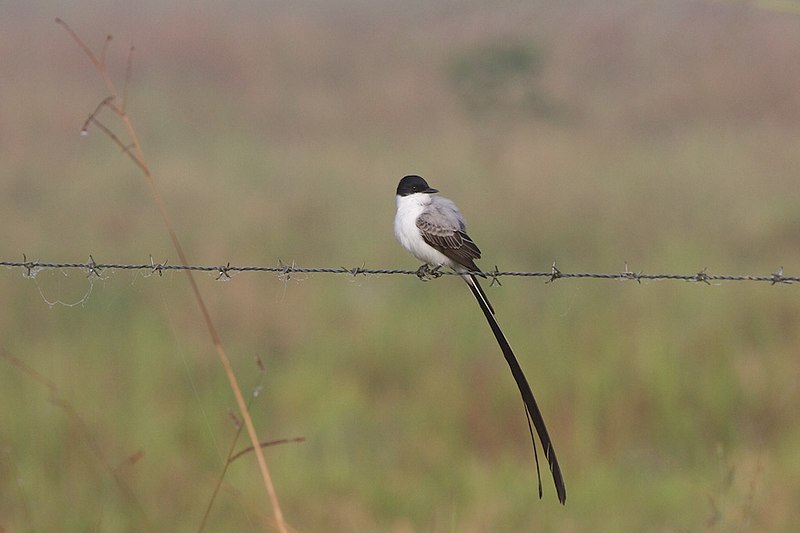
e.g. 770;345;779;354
1;255;795;286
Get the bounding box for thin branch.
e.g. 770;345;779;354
123;44;135;112
55;18;101;68
57;20;289;532
81;96;115;133
88;117;149;173
56;19;120;102
228;437;305;464
200;358;268;532
101;34;113;68
0;350;153;529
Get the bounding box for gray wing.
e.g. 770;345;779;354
417;198;482;272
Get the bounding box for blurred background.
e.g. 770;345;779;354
2;0;800;530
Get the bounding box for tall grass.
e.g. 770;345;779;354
2;0;800;530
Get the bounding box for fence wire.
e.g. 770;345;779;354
1;256;796;285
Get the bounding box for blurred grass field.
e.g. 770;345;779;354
2;0;800;530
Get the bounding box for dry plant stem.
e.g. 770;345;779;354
56;19;288;532
200;386;303;533
201;364;274;533
199;439;303;530
0;350;153;529
229;437;306;465
199;403;254;533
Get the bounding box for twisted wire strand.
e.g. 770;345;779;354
1;257;795;285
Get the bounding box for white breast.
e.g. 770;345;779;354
394;194;457;269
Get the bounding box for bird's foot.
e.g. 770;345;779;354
415;264;443;281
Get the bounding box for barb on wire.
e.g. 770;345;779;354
546;262;562;284
216;262;233;281
149;255;167;276
86;254;103;279
1;258;797;285
771;267;791;285
21;253;37;278
487;265;503;287
277;258;296;281
620;262;643;283
345;262;368;278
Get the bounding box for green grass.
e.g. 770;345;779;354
2;1;800;530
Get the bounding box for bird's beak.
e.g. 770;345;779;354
424;187;439;194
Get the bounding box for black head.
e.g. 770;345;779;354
396;175;439;196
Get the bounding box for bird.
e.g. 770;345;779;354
393;174;566;504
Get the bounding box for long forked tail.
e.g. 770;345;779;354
463;274;567;504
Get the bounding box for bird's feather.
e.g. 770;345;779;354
416;200;482;272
